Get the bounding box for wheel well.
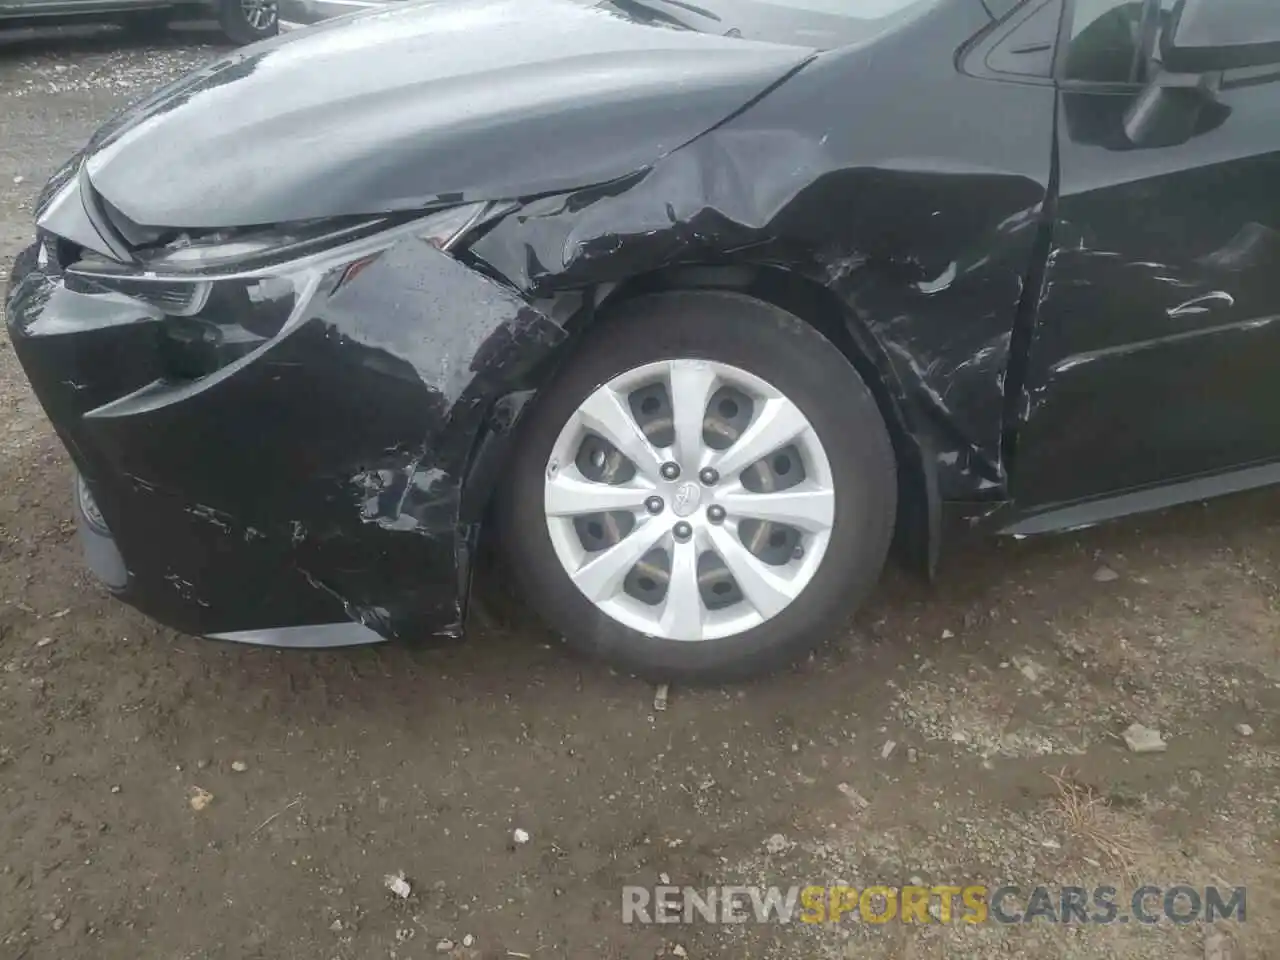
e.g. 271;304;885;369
466;266;939;578
584;266;938;579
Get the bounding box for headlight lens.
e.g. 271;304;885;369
71;201;492;281
64;201;494;318
143;232;323;270
59;202;498;381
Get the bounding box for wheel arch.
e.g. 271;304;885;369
465;263;941;580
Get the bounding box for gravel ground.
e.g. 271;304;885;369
1;25;1278;960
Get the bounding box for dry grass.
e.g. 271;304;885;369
1046;769;1142;878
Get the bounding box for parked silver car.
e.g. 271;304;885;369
0;0;278;44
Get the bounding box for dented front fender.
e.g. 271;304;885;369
471;30;1056;506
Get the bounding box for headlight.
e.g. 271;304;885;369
60;202;499;380
65;201;494;319
70;201;493;282
138;223;363;272
135;202;490;274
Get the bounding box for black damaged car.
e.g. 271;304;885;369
6;0;1279;681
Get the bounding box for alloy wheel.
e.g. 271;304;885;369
241;0;277;30
543;359;835;642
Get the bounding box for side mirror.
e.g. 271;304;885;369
1162;0;1280;73
1123;70;1224;148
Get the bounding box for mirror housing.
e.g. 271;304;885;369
1123;70;1222;148
1162;0;1280;73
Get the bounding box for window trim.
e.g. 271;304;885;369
959;0;1064;86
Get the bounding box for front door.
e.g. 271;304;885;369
1012;0;1280;510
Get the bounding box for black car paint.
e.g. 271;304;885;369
82;0;817;228
593;0;935;49
470;0;1055;509
6;0;1280;646
8;225;565;640
1014;79;1280;509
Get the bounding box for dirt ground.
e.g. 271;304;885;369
1;26;1278;960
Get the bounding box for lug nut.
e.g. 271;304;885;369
699;467;719;486
672;521;693;542
660;461;681;481
645;496;665;515
706;504;726;524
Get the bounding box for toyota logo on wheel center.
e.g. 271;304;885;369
672;481;702;517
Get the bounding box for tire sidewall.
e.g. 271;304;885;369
501;291;896;682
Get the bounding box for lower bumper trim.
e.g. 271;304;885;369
208;623;388;648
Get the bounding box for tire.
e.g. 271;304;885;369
218;0;278;44
497;291;897;683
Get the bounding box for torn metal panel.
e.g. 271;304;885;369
473;5;1055;502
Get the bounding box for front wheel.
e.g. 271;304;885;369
219;0;278;44
498;291;897;683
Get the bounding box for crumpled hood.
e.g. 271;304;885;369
84;0;814;229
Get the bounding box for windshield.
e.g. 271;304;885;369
595;0;935;50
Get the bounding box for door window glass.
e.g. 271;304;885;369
1063;0;1175;83
1064;0;1146;81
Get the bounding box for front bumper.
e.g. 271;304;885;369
72;467;387;646
6;225;564;647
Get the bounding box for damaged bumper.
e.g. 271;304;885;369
70;466;386;647
5;207;564;648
